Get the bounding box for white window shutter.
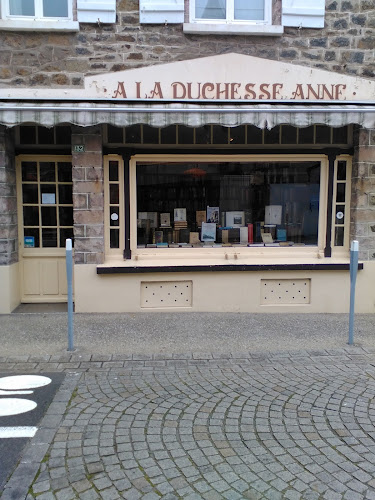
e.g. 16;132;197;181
282;0;325;28
77;0;116;23
139;0;184;24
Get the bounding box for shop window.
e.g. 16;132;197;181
135;160;321;249
17;125;72;147
20;158;73;249
0;0;79;30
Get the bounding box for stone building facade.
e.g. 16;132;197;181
0;0;374;314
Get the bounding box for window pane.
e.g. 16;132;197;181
58;162;72;182
58;184;73;204
110;184;119;204
110;229;120;248
178;126;194;145
20;126;36;144
335;226;344;246
136;161;320;248
60;228;73;248
59;207;73;226
337;161;347;181
281;126;297;144
125;125;141;143
22;184;38;204
23;206;39;226
56;126;71;145
229;126;246;144
196;0;226;19
335;205;345;224
161;126;177;145
333;126;348;144
336;183;346;203
110;208;119;226
43;0;68;17
143;126;159;144
109;161;118;182
316;125;331;144
38;127;54;144
42;228;57;247
235;0;264;20
40;162;55;182
107;125;124;144
247;126;263;144
10;0;35;16
42;207;57;226
298;126;314;144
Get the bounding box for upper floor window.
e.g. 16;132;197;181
192;0;270;25
5;0;69;19
0;0;79;30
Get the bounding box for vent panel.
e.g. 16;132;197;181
141;281;192;308
261;279;311;304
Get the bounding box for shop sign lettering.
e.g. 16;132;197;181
112;81;348;100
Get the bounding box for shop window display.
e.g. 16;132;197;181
136;161;320;248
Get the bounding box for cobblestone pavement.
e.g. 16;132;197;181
2;348;375;499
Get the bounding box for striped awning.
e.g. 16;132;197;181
1;100;375;129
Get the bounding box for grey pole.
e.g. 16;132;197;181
348;240;359;346
66;238;74;351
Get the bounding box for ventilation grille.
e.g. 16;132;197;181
261;279;311;304
141;281;193;308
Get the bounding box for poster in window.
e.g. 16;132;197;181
24;236;35;248
265;205;282;225
207;206;219;224
160;213;171;227
201;223;216;242
174;208;187;222
42;193;56;204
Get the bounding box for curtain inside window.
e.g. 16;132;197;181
195;0;226;19
9;0;35;16
234;0;264;20
43;0;68;17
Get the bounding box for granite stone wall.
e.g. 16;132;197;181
0;126;17;266
352;127;375;261
72;126;104;265
0;0;374;88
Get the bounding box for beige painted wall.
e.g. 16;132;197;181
74;262;375;314
0;263;20;313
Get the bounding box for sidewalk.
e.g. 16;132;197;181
2;312;375;499
1;310;374;357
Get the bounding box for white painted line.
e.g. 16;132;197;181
0;375;52;390
0;426;38;438
0;398;37;416
0;390;33;395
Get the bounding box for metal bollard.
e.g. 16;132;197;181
348;240;359;346
66;238;74;351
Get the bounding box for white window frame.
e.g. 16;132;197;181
189;0;272;26
0;0;79;31
126;154;330;263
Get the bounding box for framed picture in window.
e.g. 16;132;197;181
226;211;245;227
201;223;216;242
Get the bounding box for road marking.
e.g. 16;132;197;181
0;390;33;395
0;398;37;416
0;375;51;390
0;427;38;438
